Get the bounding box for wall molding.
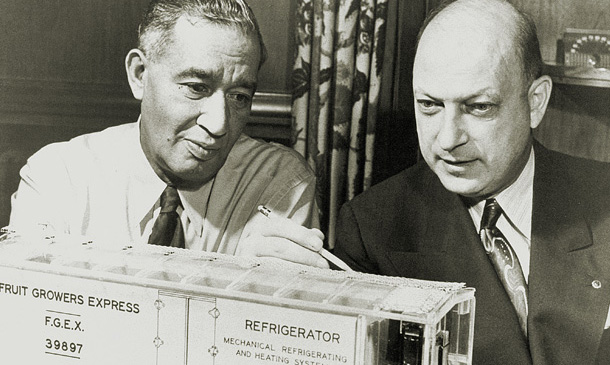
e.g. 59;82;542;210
0;77;291;123
0;77;293;143
0;77;139;129
251;92;292;119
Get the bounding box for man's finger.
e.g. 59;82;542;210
239;234;329;269
257;217;324;252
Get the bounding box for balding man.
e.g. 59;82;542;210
335;0;610;363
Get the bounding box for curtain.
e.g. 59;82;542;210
292;0;390;248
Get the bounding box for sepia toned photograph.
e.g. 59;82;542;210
0;0;609;363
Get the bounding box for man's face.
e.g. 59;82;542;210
136;17;260;188
413;24;534;199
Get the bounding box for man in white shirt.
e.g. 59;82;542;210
335;0;610;363
10;0;329;269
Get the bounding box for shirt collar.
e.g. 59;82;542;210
178;180;214;238
469;147;535;240
129;117;216;238
125;118;167;232
130;117;165;187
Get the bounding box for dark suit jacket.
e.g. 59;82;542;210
335;143;610;364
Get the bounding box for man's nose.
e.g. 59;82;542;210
196;92;228;138
437;107;467;151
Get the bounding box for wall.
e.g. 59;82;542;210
510;0;610;162
0;0;295;227
510;0;610;64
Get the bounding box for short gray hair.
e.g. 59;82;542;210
138;0;267;67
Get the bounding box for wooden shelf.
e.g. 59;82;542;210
543;63;610;88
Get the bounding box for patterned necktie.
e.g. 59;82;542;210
148;185;185;248
480;198;528;336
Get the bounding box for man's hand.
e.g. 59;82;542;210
239;216;329;269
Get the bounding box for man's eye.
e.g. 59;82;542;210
227;93;252;109
472;104;491;111
467;103;496;116
416;99;442;114
188;84;207;93
179;83;209;98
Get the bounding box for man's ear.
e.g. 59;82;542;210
528;75;552;129
125;49;147;101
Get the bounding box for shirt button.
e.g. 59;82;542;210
592;280;602;289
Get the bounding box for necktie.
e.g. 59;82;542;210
480;198;528;336
148;185;185;248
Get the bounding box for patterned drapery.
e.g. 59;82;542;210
292;0;389;248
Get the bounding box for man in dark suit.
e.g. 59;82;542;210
335;0;610;363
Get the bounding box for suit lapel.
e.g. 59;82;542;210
386;167;532;363
529;144;610;364
381;147;610;363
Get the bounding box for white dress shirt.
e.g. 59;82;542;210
10;121;319;254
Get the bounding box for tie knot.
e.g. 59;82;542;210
481;198;503;229
160;186;181;212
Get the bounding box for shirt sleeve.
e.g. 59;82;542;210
237;139;320;232
265;172;320;230
227;139;320;255
9;144;74;235
232;166;319;256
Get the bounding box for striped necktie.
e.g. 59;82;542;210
480;198;528;336
148;185;185;248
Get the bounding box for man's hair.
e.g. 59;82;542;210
137;0;267;67
416;0;543;86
